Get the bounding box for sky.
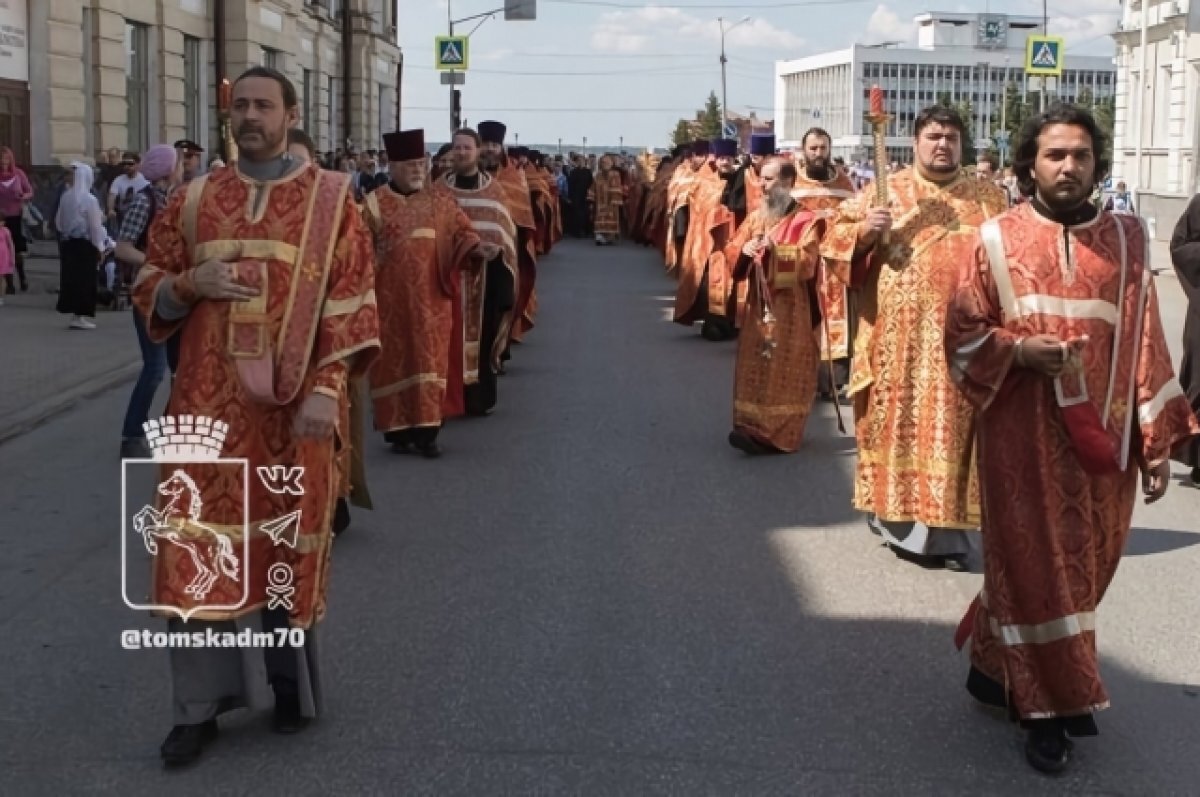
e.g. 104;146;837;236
398;0;1120;149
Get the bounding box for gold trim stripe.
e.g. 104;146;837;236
369;373;446;399
322;289;377;319
317;337;382;370
409;228;436;239
1139;379;1185;425
194;239;300;265
991;611;1096;647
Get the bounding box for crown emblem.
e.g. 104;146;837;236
143;415;229;462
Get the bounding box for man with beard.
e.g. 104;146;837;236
132;66;380;764
723;133;773;227
822;105;1007;570
441;127;520;417
673;138;739;340
725;157;827;453
480;123;537;362
664;140;718;278
946;104;1197;775
790;127;858;401
365;129;495;458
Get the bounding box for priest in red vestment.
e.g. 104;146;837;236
132;66;380;766
725;157;827;453
442;126;521;417
364;129;493;458
946;106;1199;775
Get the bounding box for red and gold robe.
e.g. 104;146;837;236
132;164;380;628
644;160;676;255
591;169;625;237
726;208;826;451
791;169;857;361
822;169;1008;529
947;203;1199;721
441;172;520;382
664;162;712;275
363;185;480;434
673;175;735;326
495;164;538;343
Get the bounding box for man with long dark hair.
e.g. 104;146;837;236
946;104;1197;774
822;105;1008;570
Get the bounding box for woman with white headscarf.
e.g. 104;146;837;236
54;161;111;329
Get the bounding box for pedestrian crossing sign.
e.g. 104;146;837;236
435;36;469;71
1025;35;1064;77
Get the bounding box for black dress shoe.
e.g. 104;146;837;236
1025;721;1073;775
728;430;771;456
418;442;442;459
273;693;310;734
160;719;218;767
332;497;351;537
943;554;970;573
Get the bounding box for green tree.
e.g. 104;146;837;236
669;119;694;147
1074;87;1115;168
699;91;723;140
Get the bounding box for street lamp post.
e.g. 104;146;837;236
718;16;751;135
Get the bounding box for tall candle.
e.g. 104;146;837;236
219;79;232;112
870;85;884;116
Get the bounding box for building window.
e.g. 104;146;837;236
184;36;202;142
302;68;314;135
125;22;150;152
378;83;391;143
263;47;280;70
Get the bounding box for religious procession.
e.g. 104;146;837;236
604;98;1199;776
6;5;1200;791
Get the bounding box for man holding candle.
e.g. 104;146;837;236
822;103;1007;570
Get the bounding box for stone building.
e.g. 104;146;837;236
6;0;400;170
1111;0;1200;239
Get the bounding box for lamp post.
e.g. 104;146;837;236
718;16;751;134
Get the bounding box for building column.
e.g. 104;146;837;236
38;0;87;164
93;6;129;157
1165;48;1187;193
1112;45;1132;184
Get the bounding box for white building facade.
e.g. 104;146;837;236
1111;0;1200;239
774;12;1115;165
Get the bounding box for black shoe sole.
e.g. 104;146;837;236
160;721;218;767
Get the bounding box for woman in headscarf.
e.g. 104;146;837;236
0;146;33;293
54;162;111;329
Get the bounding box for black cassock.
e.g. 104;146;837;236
1169;194;1200;469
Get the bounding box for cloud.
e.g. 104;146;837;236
590;6;805;56
861;4;914;46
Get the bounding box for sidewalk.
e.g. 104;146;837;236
0;243;142;445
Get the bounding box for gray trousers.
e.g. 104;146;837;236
168;607;323;726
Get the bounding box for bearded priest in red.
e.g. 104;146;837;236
364;129;493;459
726;157;826;453
132;67;380;766
946;105;1199;776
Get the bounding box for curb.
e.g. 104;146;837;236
0;359;142;447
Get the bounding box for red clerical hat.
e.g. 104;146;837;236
383;129;425;162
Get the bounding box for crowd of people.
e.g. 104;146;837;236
608;105;1199;776
9;63;1200;779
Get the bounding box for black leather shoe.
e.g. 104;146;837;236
273;693;310;734
332;498;351;537
1025;721;1073;775
160;719;218;767
728;430;771;456
418;442;442;459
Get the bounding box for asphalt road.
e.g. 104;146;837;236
1;239;1198;795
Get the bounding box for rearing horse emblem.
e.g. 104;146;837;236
132;469;240;601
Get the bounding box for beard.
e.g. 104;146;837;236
805;157;830;178
234;123;284;155
766;186;792;218
479;151;502;172
1038;178;1090;211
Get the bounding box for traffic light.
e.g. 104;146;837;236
451;89;462;132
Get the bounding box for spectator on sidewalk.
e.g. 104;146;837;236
116;145;182;459
54;162;111;330
0;146;33;293
0;221;12;306
106;152;148;229
1104;180;1136;214
174;139;205;184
